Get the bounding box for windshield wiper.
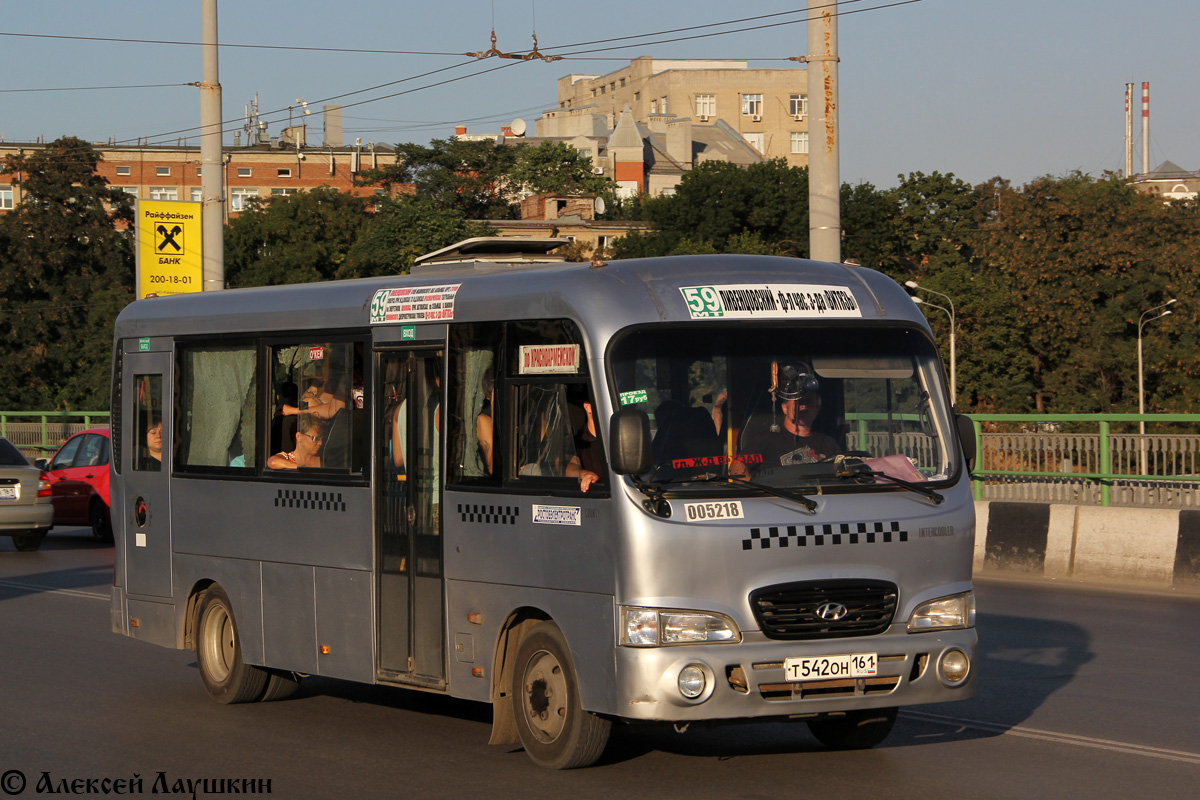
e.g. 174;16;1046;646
834;457;945;505
631;469;818;515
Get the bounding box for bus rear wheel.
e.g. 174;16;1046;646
807;707;898;750
512;621;610;770
195;586;268;704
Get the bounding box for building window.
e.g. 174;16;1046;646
149;187;178;201
660;96;669;114
156;166;171;177
741;94;763;117
790;131;810;154
600;85;606;95
276;168;291;178
230;187;257;211
237;167;252;178
789;94;809;118
0;185;12;209
743;133;765;153
619;78;626;88
634;92;640;103
610;82;616;92
116;166;131;176
196;167;202;177
190;187;203;202
695;94;716;118
650;99;657;114
120;186;139;198
271;188;296;197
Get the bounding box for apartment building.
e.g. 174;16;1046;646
547;56;811;168
0;133;398;217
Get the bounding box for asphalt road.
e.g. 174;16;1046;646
1;527;1198;799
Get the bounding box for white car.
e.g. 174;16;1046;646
0;436;54;551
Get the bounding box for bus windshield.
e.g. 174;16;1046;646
609;324;958;491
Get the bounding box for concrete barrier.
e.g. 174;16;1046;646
974;500;1200;589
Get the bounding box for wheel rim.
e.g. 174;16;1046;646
201;604;235;683
521;649;568;744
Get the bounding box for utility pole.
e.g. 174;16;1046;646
806;0;840;263
200;0;225;290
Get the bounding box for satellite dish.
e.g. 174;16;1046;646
510;118;527;137
594;196;606;215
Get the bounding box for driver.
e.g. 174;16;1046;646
737;360;840;475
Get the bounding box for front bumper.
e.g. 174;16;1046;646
613;625;977;722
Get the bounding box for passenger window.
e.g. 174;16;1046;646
133;374;164;472
177;344;258;470
269;340;366;474
447;323;500;484
76;434;109;468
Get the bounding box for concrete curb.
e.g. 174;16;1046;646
974;500;1200;588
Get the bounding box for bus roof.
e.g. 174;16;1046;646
114;253;927;347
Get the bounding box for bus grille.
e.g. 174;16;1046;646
750;580;898;640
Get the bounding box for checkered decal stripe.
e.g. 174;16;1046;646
742;521;908;550
458;503;520;526
275;489;347;512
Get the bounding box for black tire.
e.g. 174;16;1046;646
259;669;301;702
512;621;611;770
807;707;898;750
195;586;268;704
12;531;45;552
90;498;113;543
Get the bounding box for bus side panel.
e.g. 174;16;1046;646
314;566;375;683
171;480;372;571
262;563;319;674
173;553;265;664
444;579;617;714
443;490;616;594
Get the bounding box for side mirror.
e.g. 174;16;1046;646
34;458;48;471
609;409;652;476
955;413;976;472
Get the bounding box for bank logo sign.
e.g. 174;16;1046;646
679;283;862;320
135;200;203;300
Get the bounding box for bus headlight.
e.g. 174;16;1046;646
907;592;975;632
620;607;742;646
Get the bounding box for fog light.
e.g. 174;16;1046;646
678;665;706;699
939;648;970;685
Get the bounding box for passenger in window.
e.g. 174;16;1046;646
734;360;840;477
267;413;325;469
138;418;163;471
283;377;344;421
476;366;495;474
569;392;603;492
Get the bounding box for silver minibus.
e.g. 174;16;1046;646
110;238;977;769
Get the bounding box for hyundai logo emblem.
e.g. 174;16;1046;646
815;602;849;621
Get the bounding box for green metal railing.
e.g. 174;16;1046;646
966;413;1200;507
0;411;111;455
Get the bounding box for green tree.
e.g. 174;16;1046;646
224;187;370;288
509;140;615;199
0;137;134;410
341;194;495;277
362;138;516;219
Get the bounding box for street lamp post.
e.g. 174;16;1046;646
906;282;956;406
1137;299;1176;475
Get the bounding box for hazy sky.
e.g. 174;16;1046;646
1;0;1195;189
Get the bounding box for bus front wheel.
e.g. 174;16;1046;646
512;621;611;769
807;707;898;750
195;586;268;704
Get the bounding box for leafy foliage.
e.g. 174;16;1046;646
0;137;133;410
341;194;494;277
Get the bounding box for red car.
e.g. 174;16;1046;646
38;428;112;542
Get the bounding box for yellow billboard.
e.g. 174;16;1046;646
136;200;203;299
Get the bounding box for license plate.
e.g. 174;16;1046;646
784;653;878;681
0;486;16;500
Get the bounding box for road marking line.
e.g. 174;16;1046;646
901;709;1200;765
0;579;108;601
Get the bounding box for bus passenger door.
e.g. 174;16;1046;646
377;350;446;687
122;350;172;599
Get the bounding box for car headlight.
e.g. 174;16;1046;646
620;606;742;646
907;591;975;633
